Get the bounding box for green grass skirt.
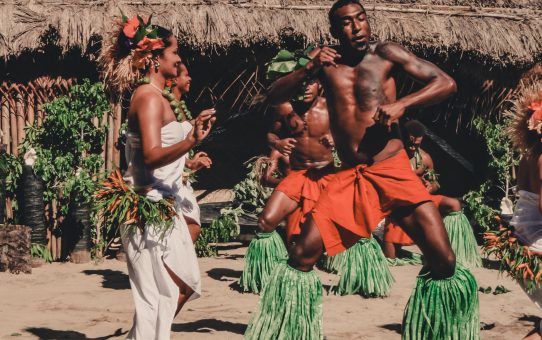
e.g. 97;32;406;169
402;264;480;340
244;263;323;340
331;237;395;297
238;231;288;293
444;211;482;268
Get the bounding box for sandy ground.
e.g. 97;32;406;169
0;244;539;340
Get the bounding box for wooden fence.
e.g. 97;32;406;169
0;76;121;259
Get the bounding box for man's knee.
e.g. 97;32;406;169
434;252;456;278
288;244;319;271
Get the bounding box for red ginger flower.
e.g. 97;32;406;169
123;16;140;39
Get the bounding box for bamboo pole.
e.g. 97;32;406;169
1;94;9;155
27;91;35;126
106;112;114;170
16;91;25;149
9;96;18;156
100;111;108;172
112;103;121;167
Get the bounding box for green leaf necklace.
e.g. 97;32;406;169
138;77;193;122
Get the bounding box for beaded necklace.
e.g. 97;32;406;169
137;77;192;122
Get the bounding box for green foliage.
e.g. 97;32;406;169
463;117;519;231
20;79;110;214
0;152;22;198
30;243;53;263
195;213;239;257
196;158;273;257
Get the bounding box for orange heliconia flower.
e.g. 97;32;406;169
136;37;164;51
527;94;542;134
123;16;140;39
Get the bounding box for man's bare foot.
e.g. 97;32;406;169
523;326;542;340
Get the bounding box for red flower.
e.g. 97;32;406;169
123;16;140;39
529;99;542;120
136;37;164;52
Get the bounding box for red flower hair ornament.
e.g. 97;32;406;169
527;94;542;135
120;12;165;70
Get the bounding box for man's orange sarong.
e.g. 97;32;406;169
275;165;335;241
383;194;444;246
312;151;433;256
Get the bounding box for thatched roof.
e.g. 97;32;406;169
1;0;541;65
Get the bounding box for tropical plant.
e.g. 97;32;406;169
20;80;109;212
19;79;110;260
463;116;519;231
196;157;273;257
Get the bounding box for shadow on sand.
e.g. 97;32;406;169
172;319;247;334
25;327;127;339
378;323;402;334
206;268;242;282
82;269;130;290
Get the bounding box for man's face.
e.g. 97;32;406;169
408;135;423;151
303;80;319;103
331;3;371;53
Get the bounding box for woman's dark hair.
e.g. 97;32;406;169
99;22;175;96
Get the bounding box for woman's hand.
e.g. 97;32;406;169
190;108;216;144
186;151;212;171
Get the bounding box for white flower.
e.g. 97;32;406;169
75;167;83;178
23;148;37;167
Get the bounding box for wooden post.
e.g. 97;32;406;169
16;90;26;148
27;91;35;126
100;112;108;172
106;113;114;170
1;94;9;155
112;104;122;167
9;96;17;156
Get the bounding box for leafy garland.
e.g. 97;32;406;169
484;222;542;293
94;169;177;239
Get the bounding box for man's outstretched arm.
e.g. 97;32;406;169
266;47;340;104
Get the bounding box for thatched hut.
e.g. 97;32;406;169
1;0;541;256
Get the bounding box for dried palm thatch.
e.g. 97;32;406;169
0;0;541;66
506;78;542;157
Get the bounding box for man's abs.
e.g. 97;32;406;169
290;136;333;170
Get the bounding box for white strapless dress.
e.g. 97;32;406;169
122;121;201;340
511;190;542;318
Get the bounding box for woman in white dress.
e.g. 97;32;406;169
100;16;216;339
508;81;542;340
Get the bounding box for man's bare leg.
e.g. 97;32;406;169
438;196;461;215
395;201;456;279
288;214;325;271
383;241;400;259
258;191;299;233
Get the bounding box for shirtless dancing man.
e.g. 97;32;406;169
245;1;479;339
260;78;335;244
